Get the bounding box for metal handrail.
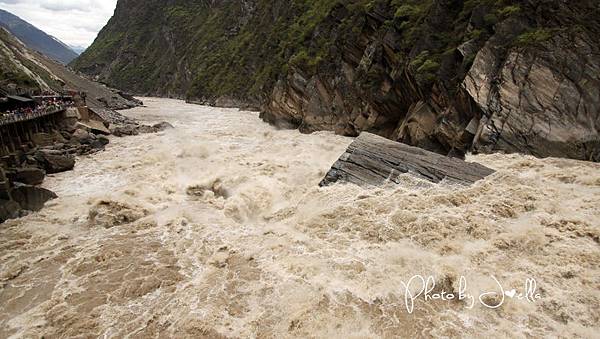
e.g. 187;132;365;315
0;106;65;126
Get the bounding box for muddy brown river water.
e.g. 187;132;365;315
1;98;599;338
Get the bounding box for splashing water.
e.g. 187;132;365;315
1;98;599;338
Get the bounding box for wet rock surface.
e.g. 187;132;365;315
34;150;76;174
320;133;495;187
0;169;56;222
11;184;57;211
0;199;20;222
88;200;149;228
71;128;93;143
109;123;139;137
109;121;174;137
6;167;46;185
152;121;174;131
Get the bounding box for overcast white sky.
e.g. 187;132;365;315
0;0;118;48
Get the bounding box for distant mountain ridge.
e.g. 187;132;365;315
69;45;87;55
0;27;140;113
0;9;78;64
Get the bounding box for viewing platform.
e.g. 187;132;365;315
0;107;66;127
0;106;70;157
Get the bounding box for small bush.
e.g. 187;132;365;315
417;59;440;74
515;28;554;46
498;5;521;17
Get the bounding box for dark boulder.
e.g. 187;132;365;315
11;184;57;211
152;121;174;131
90;139;106;150
109;122;174;137
31;131;66;147
72;128;92;144
109;123;140;137
6;167;46;185
60;131;73;140
97;135;110;146
0;199;21;223
137;125;156;134
35;150;75;174
0;168;12;200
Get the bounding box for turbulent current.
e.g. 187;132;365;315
1;98;599;338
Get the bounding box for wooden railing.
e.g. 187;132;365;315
0;106;66;126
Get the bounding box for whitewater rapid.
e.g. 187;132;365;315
1;98;599;338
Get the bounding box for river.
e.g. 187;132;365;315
1;98;599;338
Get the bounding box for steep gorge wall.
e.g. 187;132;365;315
72;0;600;161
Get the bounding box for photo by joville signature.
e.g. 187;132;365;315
401;275;542;314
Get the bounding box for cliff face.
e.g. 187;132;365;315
72;0;301;101
72;0;600;161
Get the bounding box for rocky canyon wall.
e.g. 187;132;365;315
72;0;600;161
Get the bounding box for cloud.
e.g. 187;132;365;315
39;1;95;12
0;0;118;47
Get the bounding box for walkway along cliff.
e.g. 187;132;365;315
0;26;181;222
0;96;176;222
0;102;68;156
0;95;109;222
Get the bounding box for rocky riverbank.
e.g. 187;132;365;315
0;110;173;223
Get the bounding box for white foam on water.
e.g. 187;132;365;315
1;98;599;338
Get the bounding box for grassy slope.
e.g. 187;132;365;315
0;28;63;93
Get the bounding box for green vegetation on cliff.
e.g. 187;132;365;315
71;0;599;105
74;0;354;101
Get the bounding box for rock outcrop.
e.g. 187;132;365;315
261;2;600;161
0;169;19;222
109;121;174;137
88;200;149;228
11;184;57;211
320;133;495;187
35;150;76;174
0;199;20;222
0;168;56;223
465;29;600;161
6;167;45;185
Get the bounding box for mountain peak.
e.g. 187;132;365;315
0;8;78;64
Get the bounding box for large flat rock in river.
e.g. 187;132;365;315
320;133;495;187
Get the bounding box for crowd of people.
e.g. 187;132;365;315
0;97;74;123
